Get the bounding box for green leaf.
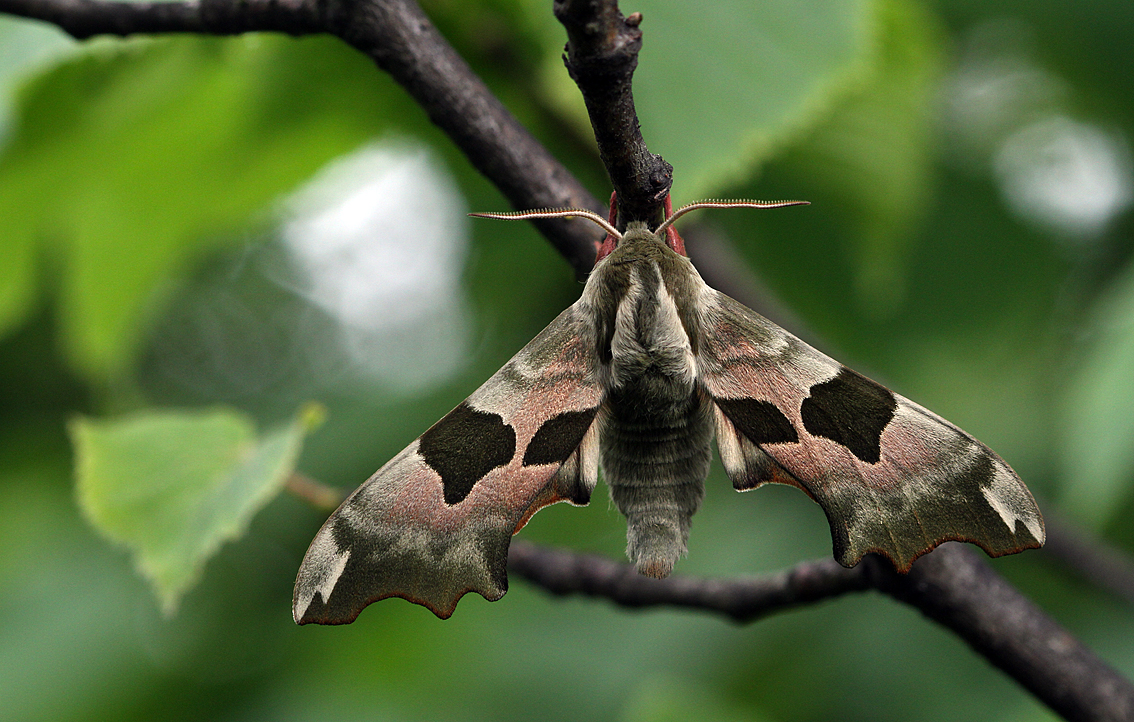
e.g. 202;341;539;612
70;404;323;613
0;34;395;381
0;17;74;136
768;0;944;316
711;0;944;327
1059;264;1134;529
0;20;72;336
633;0;876;196
0;229;36;341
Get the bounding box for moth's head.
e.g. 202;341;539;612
469;197;809;264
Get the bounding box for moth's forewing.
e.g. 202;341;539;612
699;291;1044;570
293;304;603;623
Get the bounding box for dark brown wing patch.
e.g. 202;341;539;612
419;402;517;505
523;408;600;466
800;368;896;464
714;397;798;445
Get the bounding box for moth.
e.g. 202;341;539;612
294;197;1045;624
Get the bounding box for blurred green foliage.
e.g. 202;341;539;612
0;1;1132;721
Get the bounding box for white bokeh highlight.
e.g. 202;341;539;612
282;141;471;392
942;21;1133;240
995;116;1133;238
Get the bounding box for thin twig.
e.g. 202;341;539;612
325;0;605;276
0;0;321;38
285;472;345;512
511;541;1134;721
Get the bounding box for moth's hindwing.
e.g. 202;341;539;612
293;303;602;623
699;291;1045;571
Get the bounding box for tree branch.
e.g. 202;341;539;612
325;0;604;276
1043;511;1134;608
511;541;1134;721
0;0;321;38
285;472;345;512
870;544;1134;722
508;539;870;622
554;0;671;225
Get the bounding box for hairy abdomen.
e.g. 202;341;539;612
597;253;713;577
601;378;714;578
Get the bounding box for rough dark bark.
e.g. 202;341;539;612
554;0;671;227
512;541;1134;722
0;0;321;38
323;0;605;275
868;545;1134;722
509;540;870;622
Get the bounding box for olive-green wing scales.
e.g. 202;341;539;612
293;303;602;623
697;291;1044;571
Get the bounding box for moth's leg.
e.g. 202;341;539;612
595;191;620;262
662;194;687;256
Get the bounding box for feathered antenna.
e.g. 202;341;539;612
469;198;809;242
654;199;810;237
469;208;622;239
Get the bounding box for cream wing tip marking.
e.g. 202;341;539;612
293;534;352;624
981;466;1046;544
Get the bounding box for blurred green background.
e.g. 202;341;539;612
1;0;1133;720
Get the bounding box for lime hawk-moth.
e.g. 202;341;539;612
293;197;1045;623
